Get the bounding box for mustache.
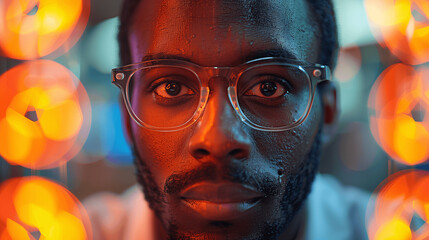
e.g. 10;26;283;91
164;161;280;196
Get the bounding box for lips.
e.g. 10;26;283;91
180;182;264;221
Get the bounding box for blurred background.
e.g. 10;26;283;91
1;0;429;238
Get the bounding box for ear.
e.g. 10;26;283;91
318;81;339;145
119;95;133;144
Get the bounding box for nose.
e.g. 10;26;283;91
188;84;251;162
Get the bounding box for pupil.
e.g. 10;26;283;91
260;82;277;96
165;82;181;96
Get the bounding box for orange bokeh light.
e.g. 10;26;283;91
367;170;429;240
366;0;429;65
0;0;90;59
0;60;91;169
368;63;429;165
0;176;92;240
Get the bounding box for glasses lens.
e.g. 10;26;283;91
127;66;201;128
237;64;311;128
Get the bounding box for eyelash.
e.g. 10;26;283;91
243;77;293;97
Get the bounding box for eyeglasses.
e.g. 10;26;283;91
112;57;331;132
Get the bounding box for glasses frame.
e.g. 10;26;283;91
112;57;331;132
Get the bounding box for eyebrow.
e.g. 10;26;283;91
141;53;191;62
140;49;299;66
243;49;298;62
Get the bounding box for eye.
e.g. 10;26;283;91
153;81;194;98
244;79;289;98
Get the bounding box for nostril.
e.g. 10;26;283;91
229;149;247;160
194;149;210;159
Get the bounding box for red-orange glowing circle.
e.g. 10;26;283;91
366;0;429;65
0;0;90;60
0;60;91;169
368;63;429;165
0;176;92;240
367;170;429;240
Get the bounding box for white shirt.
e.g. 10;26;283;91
83;174;370;240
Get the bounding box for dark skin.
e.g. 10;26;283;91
122;0;338;239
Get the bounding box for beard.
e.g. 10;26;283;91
132;129;321;240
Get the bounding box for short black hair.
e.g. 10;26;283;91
118;0;338;69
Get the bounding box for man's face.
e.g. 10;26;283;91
127;0;324;239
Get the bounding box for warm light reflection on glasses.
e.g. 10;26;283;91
366;0;429;65
0;60;91;169
367;170;429;240
368;63;429;165
0;176;92;240
0;0;90;59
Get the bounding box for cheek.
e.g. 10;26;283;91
131;123;194;187
251;131;303;173
251;97;322;172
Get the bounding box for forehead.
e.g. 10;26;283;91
129;0;318;66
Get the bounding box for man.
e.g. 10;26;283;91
84;0;370;239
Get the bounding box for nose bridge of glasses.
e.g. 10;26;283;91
200;67;235;87
195;67;242;124
199;82;242;131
